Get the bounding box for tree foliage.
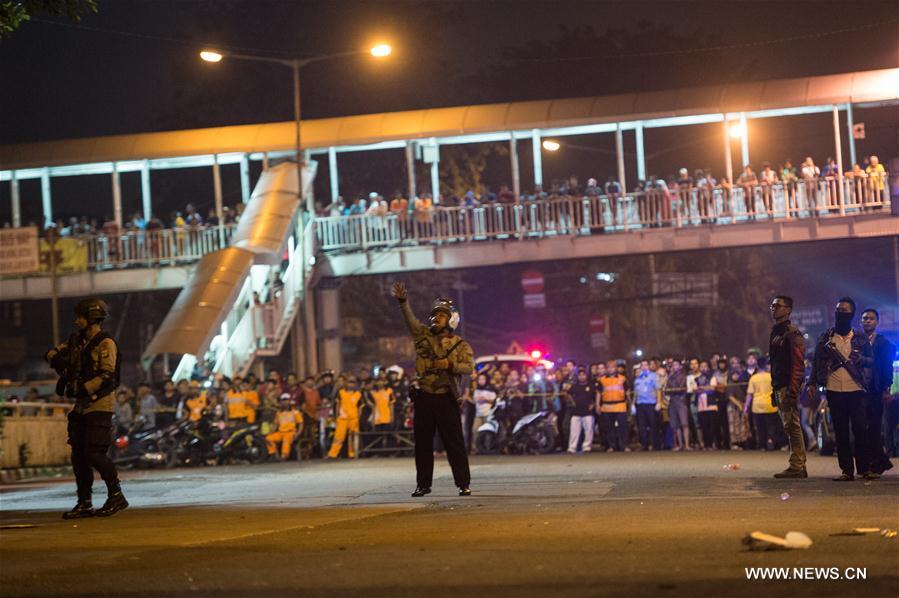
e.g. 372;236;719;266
0;0;96;39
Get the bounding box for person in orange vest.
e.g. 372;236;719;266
224;377;249;425
599;360;632;452
327;377;362;459
240;377;260;424
266;394;304;461
367;377;396;447
186;389;208;422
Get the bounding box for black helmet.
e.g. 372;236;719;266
74;298;109;324
429;298;460;331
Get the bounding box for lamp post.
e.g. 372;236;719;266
201;44;392;214
201;44;391;377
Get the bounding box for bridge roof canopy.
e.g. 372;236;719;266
2;67;897;171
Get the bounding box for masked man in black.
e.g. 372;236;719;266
45;298;128;518
392;282;474;497
807;297;874;481
768;296;807;478
860;308;895;478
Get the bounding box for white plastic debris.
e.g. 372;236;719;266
743;530;813;551
780;492;791;501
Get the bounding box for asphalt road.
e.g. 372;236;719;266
1;452;897;597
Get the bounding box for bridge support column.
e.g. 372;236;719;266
240;153;251;204
531;130;543;189
40;167;52;227
509;134;520;199
833;105;845;214
429;139;440;203
10;170;21;228
722;116;734;184
317;284;342;374
615;124;626;194
846;103;856;168
739;112;749;168
213;154;224;245
304;279;319;375
328;147;339;203
141;160;152;221
635;122;646;182
112;163;123;228
405;141;417;200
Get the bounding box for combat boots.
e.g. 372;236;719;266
62;501;95;519
94;491;129;517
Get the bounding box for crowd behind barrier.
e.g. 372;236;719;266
2;156;889;271
6;346;897;464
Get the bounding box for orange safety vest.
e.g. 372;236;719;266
599;375;628;413
337;389;362;420
274;409;303;433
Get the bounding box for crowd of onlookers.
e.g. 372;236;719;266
9;344;890;462
318;153;888;220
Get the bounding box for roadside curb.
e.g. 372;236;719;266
0;466;72;484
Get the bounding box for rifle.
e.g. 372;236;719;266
823;339;868;392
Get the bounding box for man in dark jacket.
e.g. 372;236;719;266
769;296;808;478
807;297;874;481
861;308;895;477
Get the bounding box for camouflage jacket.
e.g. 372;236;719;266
48;331;118;414
399;300;474;397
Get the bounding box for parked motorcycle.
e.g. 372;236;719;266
170;418;268;466
111;416;178;470
475;397;557;455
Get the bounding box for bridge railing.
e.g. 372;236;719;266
85;224;237;270
315;173;890;251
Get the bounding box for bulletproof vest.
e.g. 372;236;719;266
77;331;121;398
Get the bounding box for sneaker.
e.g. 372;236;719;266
605;448;614;453
458;487;471;497
831;473;855;482
862;471;881;480
774;468;808;479
94;492;129;517
411;486;431;497
623;447;632;452
62;501;94;520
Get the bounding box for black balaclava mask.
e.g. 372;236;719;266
834;310;854;335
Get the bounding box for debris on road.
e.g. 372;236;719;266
743;531;812;551
779;492;790;501
830;528;898;538
723;464;741;471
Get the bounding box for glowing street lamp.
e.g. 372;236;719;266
729;122;746;139
199;50;223;63
542;140;561;152
370;43;392;58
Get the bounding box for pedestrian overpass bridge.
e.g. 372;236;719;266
1;67;897;379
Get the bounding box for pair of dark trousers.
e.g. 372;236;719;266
753;412;779;449
600;412;629;450
865;392;892;473
827;390;868;476
698;410;719;448
774;388;806;470
413;391;470;488
635;404;658;449
67;410;119;502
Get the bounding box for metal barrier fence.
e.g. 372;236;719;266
315;174;891;251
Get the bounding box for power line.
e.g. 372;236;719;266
29;16;293;57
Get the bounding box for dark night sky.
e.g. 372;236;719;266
3;0;897;143
0;0;897;223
